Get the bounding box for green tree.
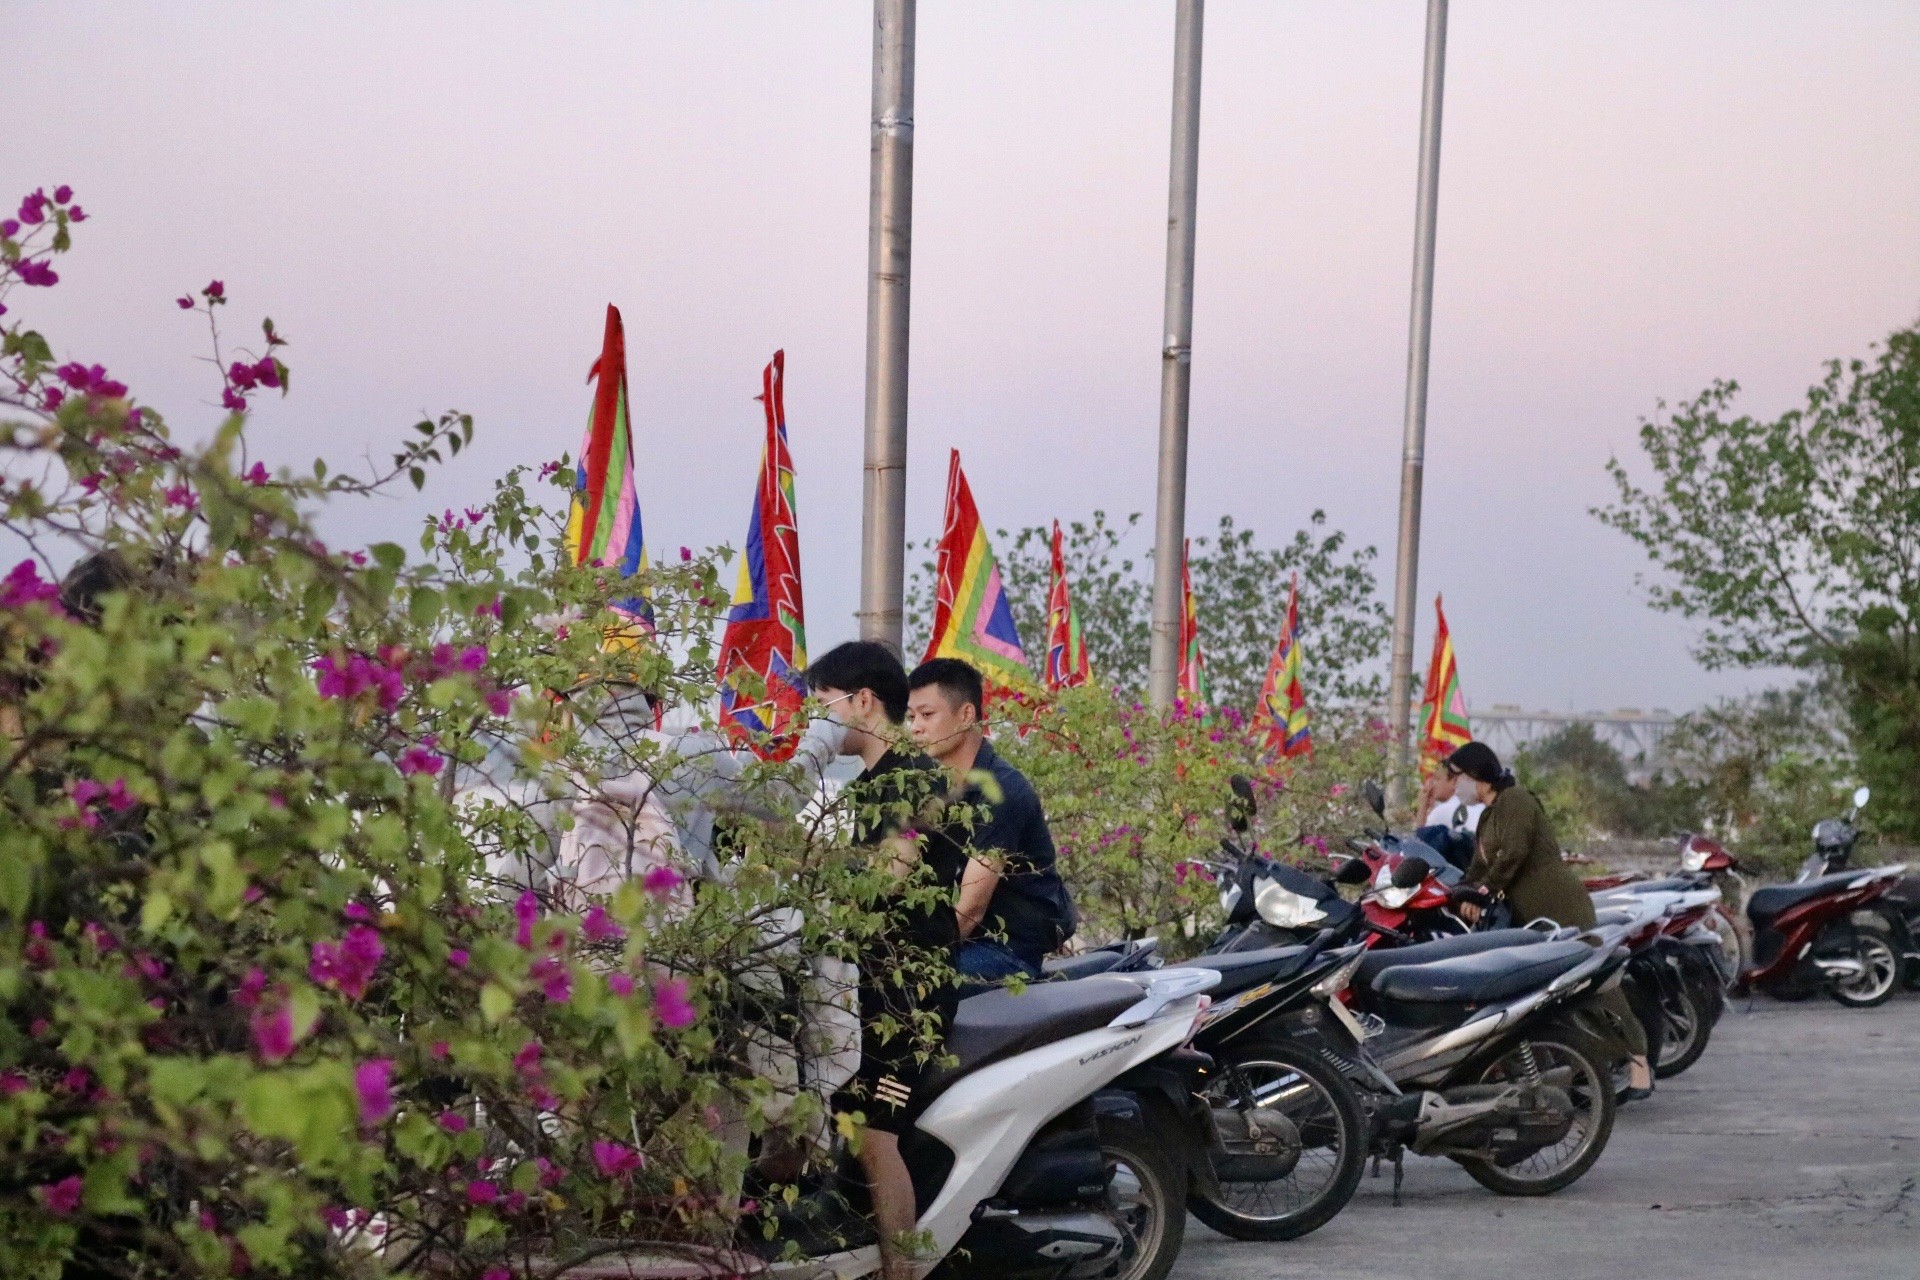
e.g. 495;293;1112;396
908;510;1389;711
1597;321;1920;837
1511;723;1697;846
1660;683;1857;866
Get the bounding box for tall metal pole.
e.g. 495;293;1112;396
1386;0;1450;807
858;0;916;652
1147;0;1205;708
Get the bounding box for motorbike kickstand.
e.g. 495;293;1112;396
1370;1151;1382;1179
1390;1144;1406;1206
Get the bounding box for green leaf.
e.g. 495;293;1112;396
369;543;406;572
479;983;513;1023
140;889;173;933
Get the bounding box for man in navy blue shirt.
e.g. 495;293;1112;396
906;658;1076;983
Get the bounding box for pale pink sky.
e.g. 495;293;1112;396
8;1;1918;712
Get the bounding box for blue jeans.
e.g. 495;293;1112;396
956;939;1043;998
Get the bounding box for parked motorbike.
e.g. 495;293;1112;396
1739;862;1906;1008
1790;786;1920;990
1590;886;1728;1077
753;966;1220;1280
1584;834;1748;979
1171;778;1633;1209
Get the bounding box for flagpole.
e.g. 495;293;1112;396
1386;0;1449;808
858;0;917;652
1148;0;1205;709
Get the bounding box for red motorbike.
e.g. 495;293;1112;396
1737;863;1906;1007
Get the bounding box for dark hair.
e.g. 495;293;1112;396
804;640;909;724
907;657;984;717
1445;741;1514;791
60;550;142;626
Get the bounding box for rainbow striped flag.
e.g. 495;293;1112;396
923;450;1033;693
1176;539;1213;707
1418;594;1472;773
1252;573;1312;757
565;304;650;633
1044;520;1092;690
717;351;808;758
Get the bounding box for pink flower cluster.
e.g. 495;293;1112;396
397;733;444;778
67;777;137;829
313;652;406;710
54;362;128;401
310;924;384;1001
1;560;61;610
591;1140;644;1179
355;1059;394;1128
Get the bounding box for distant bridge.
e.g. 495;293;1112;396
1469;705;1678;773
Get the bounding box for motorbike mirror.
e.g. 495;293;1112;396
1226;774;1256;833
1361;780;1387;818
1333;857;1373;886
1852;785;1871;812
1389;857;1433;889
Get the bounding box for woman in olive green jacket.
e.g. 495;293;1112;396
1445;742;1654;1099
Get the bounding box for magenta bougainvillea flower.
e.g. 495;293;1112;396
354;1059;394;1128
641;865;683;901
652;977;696;1030
513;891;539;949
590;1140;643;1179
310;924;384;1000
580;904;624;944
15;260;58;287
36;1176;83;1216
528;955;571;1004
1;560;61;610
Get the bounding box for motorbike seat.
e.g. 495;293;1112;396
1598;876;1692;897
1592;907;1638;928
1043;950;1126;981
1354;928;1538;991
1176;944;1314;997
1370;939;1593;1005
920;975;1145;1100
1746;871;1868;928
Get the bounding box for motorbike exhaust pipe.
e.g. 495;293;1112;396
1812;957;1868;981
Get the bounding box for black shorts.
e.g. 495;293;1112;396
832;973;957;1135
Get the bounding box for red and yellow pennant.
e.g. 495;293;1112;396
1418;594;1472;774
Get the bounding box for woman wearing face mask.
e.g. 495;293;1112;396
1445;741;1654;1100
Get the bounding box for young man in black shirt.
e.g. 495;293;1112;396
905;658;1075;985
804;641;967;1280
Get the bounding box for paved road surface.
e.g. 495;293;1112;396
1171;993;1920;1280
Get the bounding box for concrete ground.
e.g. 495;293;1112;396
1171;992;1920;1280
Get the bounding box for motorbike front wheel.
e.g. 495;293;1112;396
1453;1035;1615;1197
1654;982;1712;1079
1097;1116;1188;1280
1186;1037;1367;1241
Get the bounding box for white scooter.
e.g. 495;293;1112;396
753;966;1221;1280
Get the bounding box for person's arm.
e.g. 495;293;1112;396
1468;803;1530;896
955;857;1000;938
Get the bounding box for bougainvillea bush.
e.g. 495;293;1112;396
995;688;1390;959
0;192;938;1279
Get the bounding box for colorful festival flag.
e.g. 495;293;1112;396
923;450;1034;693
717;351;808;757
1252;573;1312;757
1418;594;1472;773
1043;521;1092;690
565;304;650;635
1176;539;1213;706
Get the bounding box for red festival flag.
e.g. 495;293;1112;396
923;450;1034;693
1252;573;1312;757
1417;594;1472;774
1176;539;1213;706
716;351;808;757
1043;521;1092;690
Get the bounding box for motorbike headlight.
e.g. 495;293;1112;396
1254;879;1329;928
1374;884;1417;910
1681;844;1708;872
